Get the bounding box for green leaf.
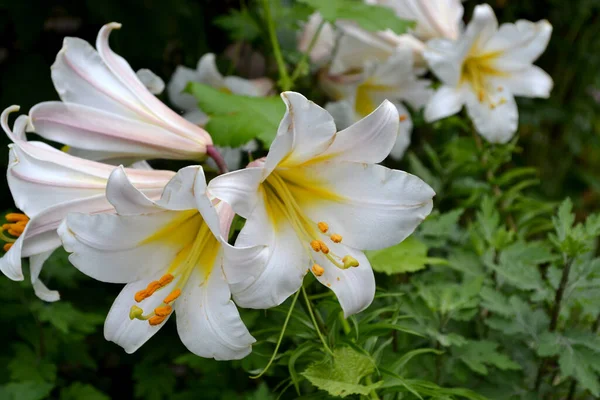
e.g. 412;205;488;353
419;209;464;242
301;347;382;397
367;236;446;275
298;0;415;35
187;83;285;147
214;9;261;42
133;362;176;400
553;198;575;244
8;344;56;384
60;383;110;400
34;301;104;335
485;296;549;338
558;346;600;396
479;286;513;317
0;381;54;400
454;340;521;375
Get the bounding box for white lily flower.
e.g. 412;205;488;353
168;53;273;126
27;22;213;163
297;13;337;66
58;165;260;359
209;92;435;317
322;48;432;160
424;4;553;143
0;106;175;302
374;0;464;41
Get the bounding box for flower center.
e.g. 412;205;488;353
128;211;220;326
0;212;29;251
355;80;408;121
262;171;359;277
461;52;507;109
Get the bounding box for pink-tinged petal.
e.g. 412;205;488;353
229;197;308;309
465;89;518;144
301;162;435;251
104;271;178;353
318;100;399;164
216;201;235;239
29;102;206;162
208;167;264;219
96;23;212;144
424;85;465;122
312;244;375;317
273;92;337;168
175;265;255;360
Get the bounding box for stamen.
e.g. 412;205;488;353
310;240;321;252
154;305;172;317
148;315;167;326
311;264;325;277
8;224;25;235
317;222;329;233
129;305;144;320
134;290;149;302
478;90;485;102
159;274;174;286
489;103;496;110
497;86;503;92
3;243;12;252
499;97;507;105
2;224;11;230
318;241;329;254
342;255;360;269
330;234;342;243
164;289;181;304
7;228;21;237
5;213;29;223
399;115;408;122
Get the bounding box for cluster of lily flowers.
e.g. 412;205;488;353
0;0;552;361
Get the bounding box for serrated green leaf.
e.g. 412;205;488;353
302;347;382;397
479;286;513;317
419;209;464;241
367;236;446;275
60;383;110;400
133;362;176;400
558;346;600;396
187;83;285;147
214;9;261;41
298;0;415;35
454;340;521;375
8;344;56;384
484;296;549;338
34;302;103;335
0;381;54;400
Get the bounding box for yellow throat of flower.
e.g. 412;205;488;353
355;80;408;122
460;51;508;109
129;210;220;326
262;169;360;283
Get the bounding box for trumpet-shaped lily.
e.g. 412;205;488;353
0;106;175;301
297;13;337;66
27;22;213;163
374;0;463;41
322;48;432;160
58;166;261;359
168;53;273;125
209;92;434;317
424;4;553;143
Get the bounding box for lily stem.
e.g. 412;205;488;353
250;289;300;379
301;286;334;356
206;145;228;175
289;19;326;84
262;0;292;91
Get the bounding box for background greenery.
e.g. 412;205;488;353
1;0;600;399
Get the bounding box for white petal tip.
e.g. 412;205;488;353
473;4;495;22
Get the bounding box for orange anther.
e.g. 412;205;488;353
318;241;330;254
3;243;13;252
8;224;25;234
5;213;29;223
478;90;485;102
311;264;325;277
2;224;12;230
145;281;161;295
7;229;21;237
330;234;342;243
154;305;173;317
134;290;149;303
317;222;329;233
497;86;503;92
163;288;181;304
159;274;174;286
336;277;340;281
148;315;167;326
310;240;321;252
399;114;408;122
327;283;331;287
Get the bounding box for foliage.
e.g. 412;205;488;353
1;0;600;399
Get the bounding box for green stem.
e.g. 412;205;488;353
289;19;326;84
301;286;334;356
262;0;291;91
366;376;381;400
250;289;300;379
339;311;352;335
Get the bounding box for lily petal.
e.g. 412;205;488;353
500;65;553;98
465;89;518;144
167;65;200;112
487;20;553;70
424;85;465;122
302;162;435;250
389;102;412;160
208;167;266;219
30;249;60;302
312;243;375;317
136;69;165;95
176;266;255;360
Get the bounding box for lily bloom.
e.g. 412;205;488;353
168;53;273;125
322;47;432;160
209;92;434;317
374;0;463;41
424;4;553;143
0;106;175;301
58;166;261;359
28;22;213;163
